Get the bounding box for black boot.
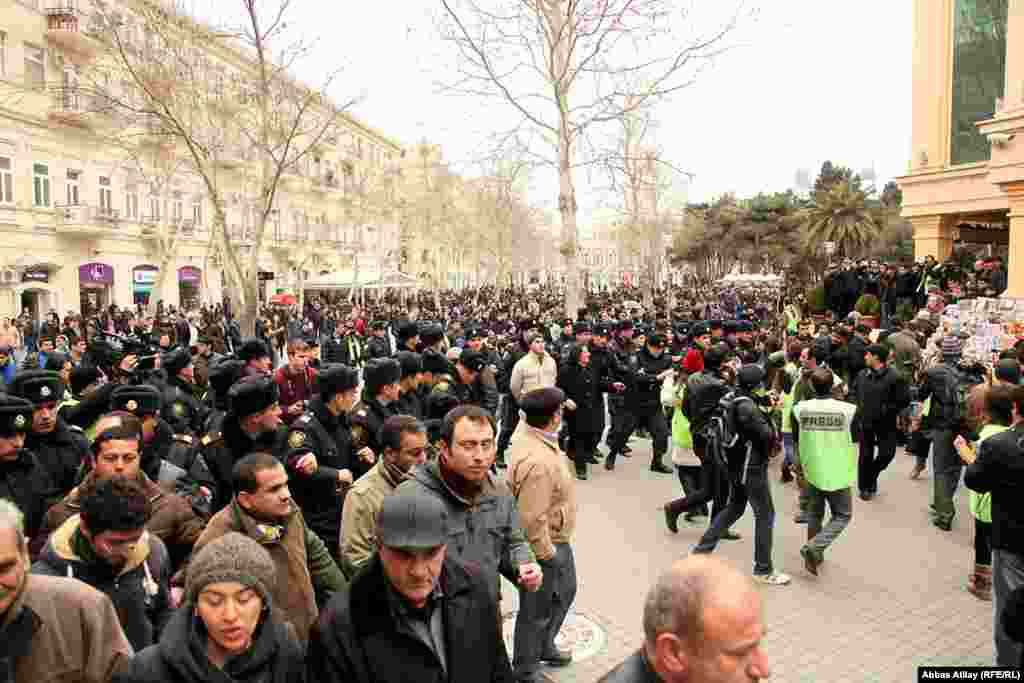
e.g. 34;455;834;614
575;459;588;481
650;456;672;474
605;452;617;470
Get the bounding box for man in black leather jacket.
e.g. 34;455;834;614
692;364;790;586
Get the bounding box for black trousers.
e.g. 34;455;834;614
609;409;668;459
497;395;520;456
605;397;626;447
858;426;898;493
567;431;601;463
665;434;729;518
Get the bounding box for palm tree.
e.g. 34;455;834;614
800;179;883;258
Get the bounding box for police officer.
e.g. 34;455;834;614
201;375;289;512
111;384;214;514
607;334;674;474
497;319;539;467
0;393;58;545
605;321;638;457
395;321;420;354
365;321;391;360
159;347;209;437
394;351;425;419
202;358;246;436
285;364;367;559
464;327;500;416
10;370;88;495
350;358;402;478
433;350;488;408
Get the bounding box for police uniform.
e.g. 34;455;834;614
111;384;215;517
394;351;424;419
160;347;209;437
11;370;89;496
284;364;361;558
432;350;487;408
605;322;638;452
365;322;392;360
350;359;402;479
201;375;289;513
0;394;58;546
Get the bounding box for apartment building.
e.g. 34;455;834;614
0;0;403;321
896;0;1024;296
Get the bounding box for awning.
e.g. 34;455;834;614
303;270;421;291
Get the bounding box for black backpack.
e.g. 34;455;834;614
702;391;754;475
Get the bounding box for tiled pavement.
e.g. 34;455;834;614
499;440;995;682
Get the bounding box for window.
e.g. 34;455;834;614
33;163;50;207
65;169;80;205
192;201;202;225
98;176;112;214
0;31;7;78
172;197;182;221
0;157;12;204
149;196;160;220
24;44;44;89
125;190;138;220
950;0;1008;165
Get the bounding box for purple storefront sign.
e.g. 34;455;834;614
79;262;114;285
178;266;202;283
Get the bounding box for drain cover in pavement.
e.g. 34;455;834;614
502;611;607;663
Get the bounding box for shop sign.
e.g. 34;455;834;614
133;266;159;285
22;269;49;283
178;266;202;283
79;262;114;285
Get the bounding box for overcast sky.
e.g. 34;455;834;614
214;0;913;223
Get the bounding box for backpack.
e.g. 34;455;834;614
947;365;985;428
702;391;754;475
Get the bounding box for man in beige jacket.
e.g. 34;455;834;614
509;335;558;404
508;387;578;683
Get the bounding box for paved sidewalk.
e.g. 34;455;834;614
500;443;994;683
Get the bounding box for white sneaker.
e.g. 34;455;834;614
753;572;791;586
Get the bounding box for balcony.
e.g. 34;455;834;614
45;5;99;63
48;88;113;129
55;204;120;237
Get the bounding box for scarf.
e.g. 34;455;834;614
439;461;484;502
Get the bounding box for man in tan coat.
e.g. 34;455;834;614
508;387;578;683
339;415;428;578
0;498;132;682
509;335;558;404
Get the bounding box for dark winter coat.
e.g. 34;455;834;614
307;554;514;683
201;417;289;513
25;418;89;495
284;397;357;547
557;356;612;436
33;515;173;652
964;422;1024;558
854;365;910;432
0;449;59;550
114;600;306;683
626;347;673;414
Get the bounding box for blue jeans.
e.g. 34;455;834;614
693;461;776;575
513;543;577;681
782;433;794;466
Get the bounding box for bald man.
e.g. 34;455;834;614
598;556;771;682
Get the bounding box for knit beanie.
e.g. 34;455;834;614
941;335;962;359
186;532;276;607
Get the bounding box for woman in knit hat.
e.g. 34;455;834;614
116;532;305;683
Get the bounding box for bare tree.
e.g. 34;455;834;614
79;0;358;333
439;0;744;315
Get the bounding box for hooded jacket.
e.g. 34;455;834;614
33;515;173;652
36;470;204;570
398;460;534;600
114;600;306;683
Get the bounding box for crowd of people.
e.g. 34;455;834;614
0;260;1021;682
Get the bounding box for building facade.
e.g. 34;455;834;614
896;0;1024;294
0;0;403;322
